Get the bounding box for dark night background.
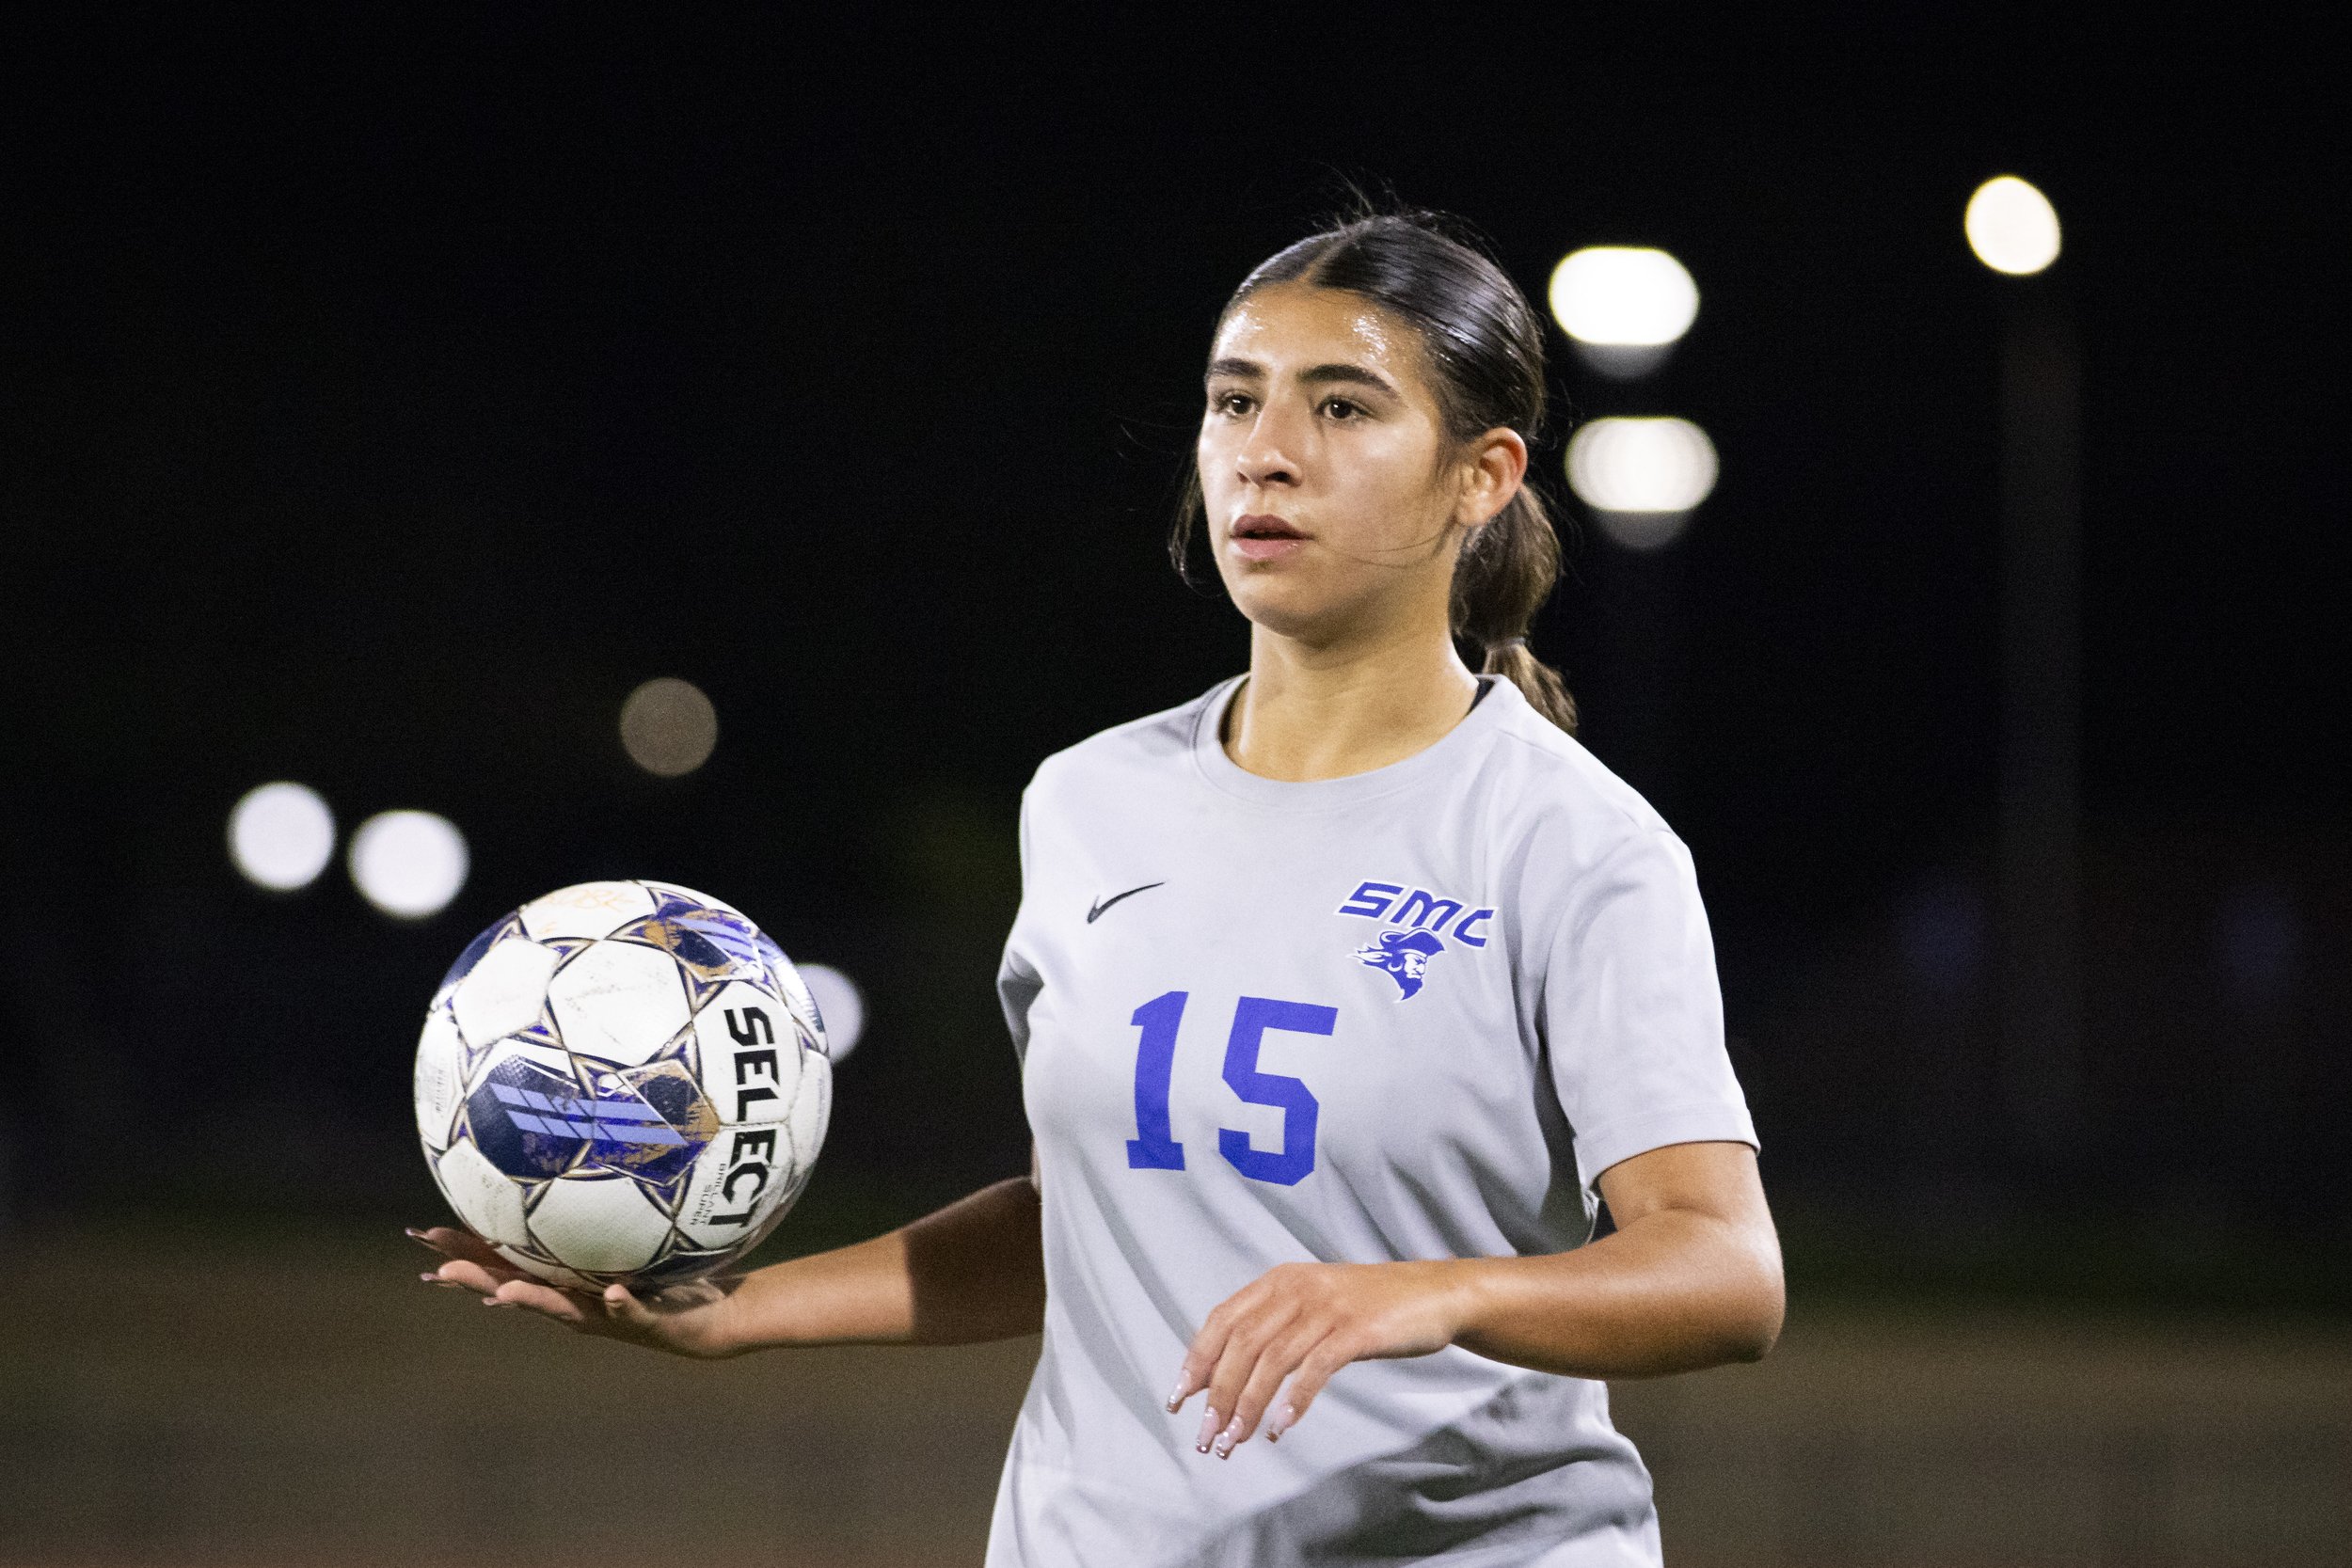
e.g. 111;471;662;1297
3;11;2344;1309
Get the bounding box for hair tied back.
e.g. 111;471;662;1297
1174;207;1581;735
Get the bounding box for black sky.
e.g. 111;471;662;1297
3;11;2343;1227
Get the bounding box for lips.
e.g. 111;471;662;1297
1231;514;1307;562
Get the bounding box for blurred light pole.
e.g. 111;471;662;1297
1549;246;1699;379
1564;416;1718;550
1968;175;2082;1161
1549;248;1708;806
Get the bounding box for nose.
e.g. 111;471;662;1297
1234;405;1300;491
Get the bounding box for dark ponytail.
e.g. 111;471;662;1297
1173;209;1578;733
1454;490;1578;733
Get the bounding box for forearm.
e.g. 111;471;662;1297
1443;1207;1784;1380
717;1176;1045;1354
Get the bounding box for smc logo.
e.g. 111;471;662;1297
1334;880;1495;948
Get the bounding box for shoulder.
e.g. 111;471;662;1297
1469;691;1701;926
1477;692;1672;850
1023;681;1227;807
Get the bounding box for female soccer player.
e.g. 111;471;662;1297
420;211;1783;1566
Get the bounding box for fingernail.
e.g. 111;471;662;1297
1194;1407;1219;1453
1214;1416;1241;1459
481;1295;508;1307
418;1271;441;1284
1165;1377;1189;1412
1267;1402;1297;1442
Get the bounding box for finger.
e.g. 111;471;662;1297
1165;1356;1207;1416
1200;1307;1297;1458
601;1283;660;1330
486;1278;591;1323
1222;1326;1327;1452
604;1283;730;1357
426;1259;524;1296
1168;1302;1243;1414
408;1226;506;1270
1265;1340;1355;1443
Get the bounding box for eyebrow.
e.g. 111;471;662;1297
1205;357;1400;399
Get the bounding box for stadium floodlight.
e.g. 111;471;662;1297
799;963;866;1061
350;810;469;919
229;781;336;891
1565;416;1718;549
1965;176;2061;276
621;676;719;777
1548;247;1698;378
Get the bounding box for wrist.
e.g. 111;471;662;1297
699;1282;755;1358
1427;1258;1493;1346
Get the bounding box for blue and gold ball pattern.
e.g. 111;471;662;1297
415;879;832;1289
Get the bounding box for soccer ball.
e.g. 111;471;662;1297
414;879;832;1289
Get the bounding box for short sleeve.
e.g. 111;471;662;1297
996;788;1044;1064
1542;828;1756;1192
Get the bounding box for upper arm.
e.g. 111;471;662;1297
1594;1140;1777;1256
1542;829;1756;1191
1581;1140;1785;1365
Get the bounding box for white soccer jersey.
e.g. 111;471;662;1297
988;675;1756;1568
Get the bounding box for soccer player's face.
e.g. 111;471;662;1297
1198;284;1475;642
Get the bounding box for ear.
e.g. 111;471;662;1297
1456;428;1529;530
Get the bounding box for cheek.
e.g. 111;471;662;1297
1196;428;1237;499
1327;443;1447;542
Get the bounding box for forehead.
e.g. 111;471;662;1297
1211;282;1424;382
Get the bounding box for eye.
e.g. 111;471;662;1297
1320;396;1364;421
1210;389;1255;418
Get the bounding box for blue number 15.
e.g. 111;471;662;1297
1125;990;1334;1186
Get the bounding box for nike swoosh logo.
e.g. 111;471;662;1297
1087;882;1165;924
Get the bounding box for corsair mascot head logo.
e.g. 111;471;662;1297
1355;927;1445;1000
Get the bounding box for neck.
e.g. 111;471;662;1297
1225;617;1480;783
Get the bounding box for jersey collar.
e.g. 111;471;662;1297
1189;673;1522;811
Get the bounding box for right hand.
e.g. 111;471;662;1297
411;1226;741;1359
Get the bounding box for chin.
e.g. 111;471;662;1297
1221;572;1357;642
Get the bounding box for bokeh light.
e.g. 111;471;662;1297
1964;176;2061;276
348;810;469;919
800;962;866;1062
621;676;719;777
1547;247;1700;347
1565;417;1719;549
228;781;336;891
